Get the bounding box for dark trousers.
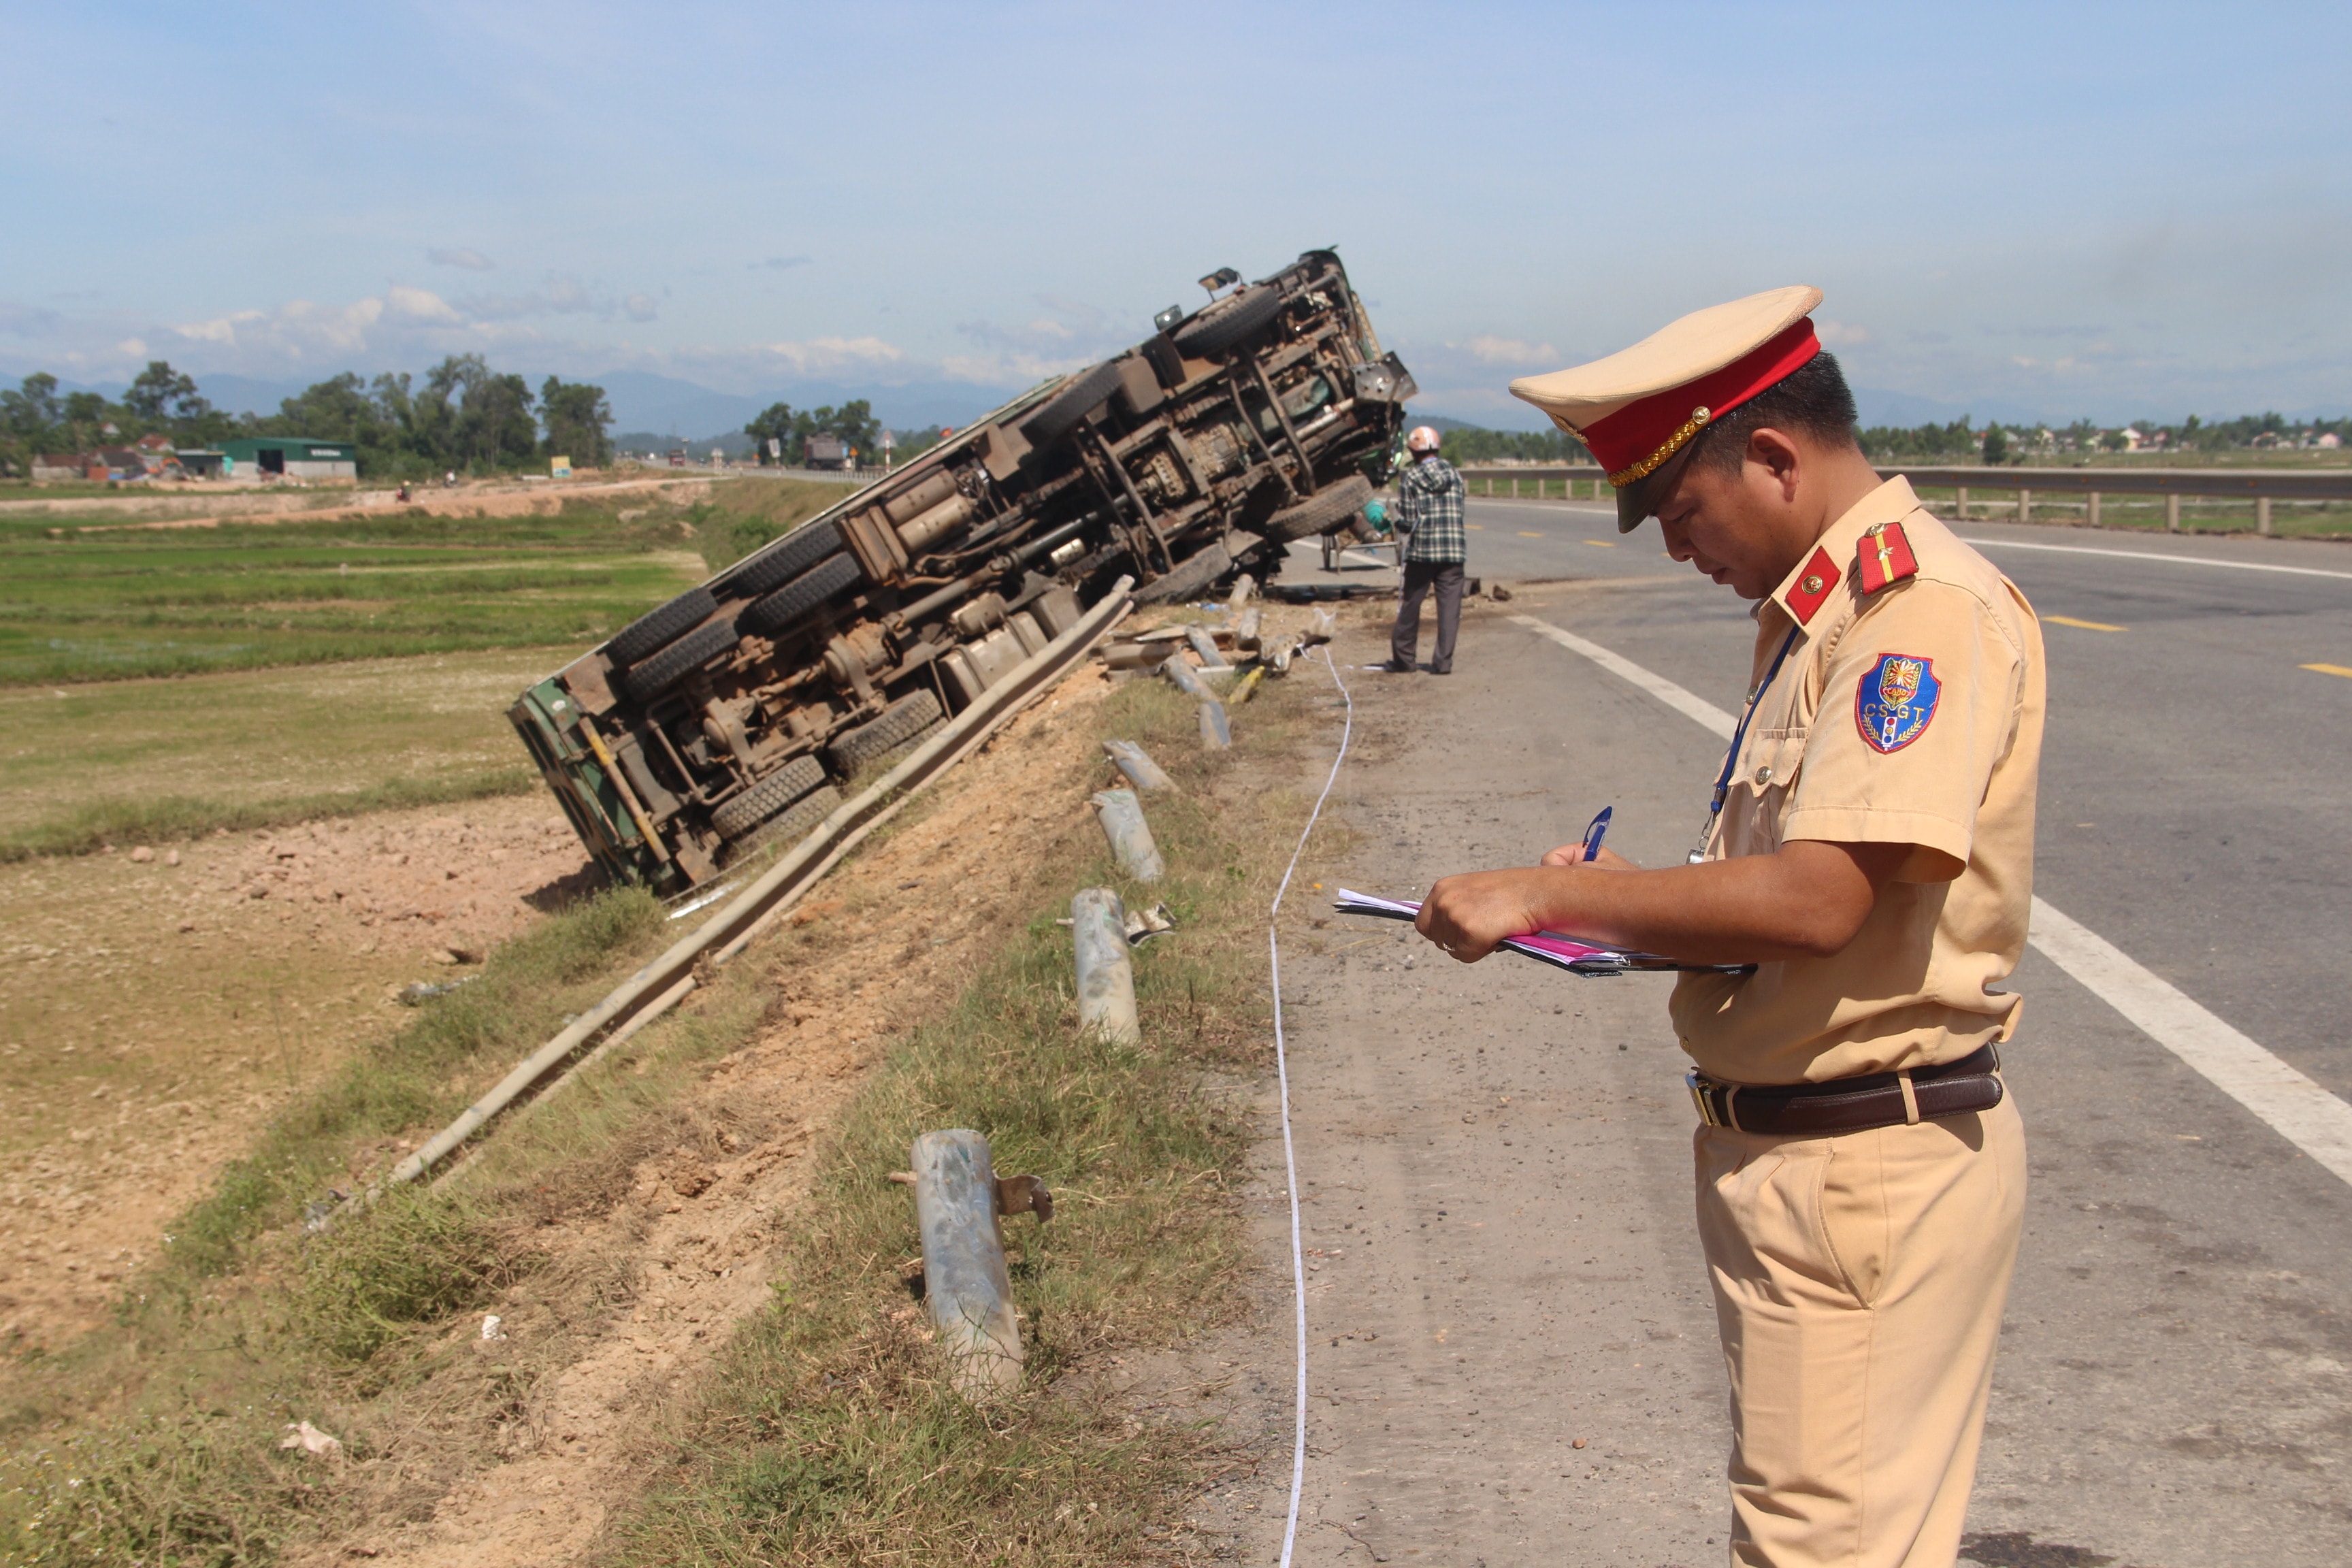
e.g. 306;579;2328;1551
1392;559;1464;672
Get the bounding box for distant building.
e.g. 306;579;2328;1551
2119;427;2143;451
2320;432;2343;450
177;450;227;477
217;437;359;480
30;453;95;481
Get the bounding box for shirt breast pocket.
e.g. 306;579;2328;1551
1740;727;1811;821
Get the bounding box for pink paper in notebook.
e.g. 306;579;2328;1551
1509;930;1618;962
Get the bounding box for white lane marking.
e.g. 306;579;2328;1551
2025;900;2352;1186
1509;614;1735;737
1508;611;2352;1188
1960;536;2352;582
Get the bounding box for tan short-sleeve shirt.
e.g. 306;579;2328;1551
1669;476;2046;1085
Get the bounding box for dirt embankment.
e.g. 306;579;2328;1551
0;473;722;524
0;801;600;1348
279;675;1127;1568
36;476;729;534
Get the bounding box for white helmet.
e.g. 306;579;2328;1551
1406;425;1443;455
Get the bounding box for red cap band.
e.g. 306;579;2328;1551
1583;319;1823;485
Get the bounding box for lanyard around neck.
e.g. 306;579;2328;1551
1688;623;1803;864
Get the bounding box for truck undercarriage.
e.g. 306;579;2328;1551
508;249;1414;891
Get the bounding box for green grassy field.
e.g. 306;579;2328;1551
0;479;853;687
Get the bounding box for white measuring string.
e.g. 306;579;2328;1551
1268;645;1354;1568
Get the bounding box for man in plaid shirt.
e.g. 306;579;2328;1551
1386;425;1467;674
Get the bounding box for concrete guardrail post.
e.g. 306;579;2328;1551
1198;699;1232;750
1956;485;1969;519
1186;625;1229;669
2167;494;2180;532
912;1129;1025;1396
1091;787;1165;881
1102;738;1176;793
1072;887;1140;1045
2019;488;2032;523
2258;497;2272;536
2087;491;2101;527
1164;657;1212;700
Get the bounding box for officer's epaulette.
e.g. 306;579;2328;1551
1855;521;1919;594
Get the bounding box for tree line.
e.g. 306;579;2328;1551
1861;412;2351;463
0;357;614;481
741;400;892;467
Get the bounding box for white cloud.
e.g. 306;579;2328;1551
385;286;460;323
623;293;657;323
755;336;904;373
752;255;812;271
117;337;147;357
1817;318;1869;346
427;247;495;271
1461;335;1561;366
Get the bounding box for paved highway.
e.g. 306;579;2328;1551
1243;500;2352;1564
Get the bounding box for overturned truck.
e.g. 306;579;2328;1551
508;250;1414;892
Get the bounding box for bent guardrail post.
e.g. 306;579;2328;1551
1163;657;1212;700
1072;887;1139;1045
1198;698;1232;750
1102;738;1176;793
912;1130;1025;1396
1091;788;1164;881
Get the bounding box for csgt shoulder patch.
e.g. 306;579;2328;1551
1857;653;1940;753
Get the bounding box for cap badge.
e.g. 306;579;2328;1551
1857;653;1941;753
1801;573;1824;593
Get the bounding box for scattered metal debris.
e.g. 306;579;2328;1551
397;976;478;1007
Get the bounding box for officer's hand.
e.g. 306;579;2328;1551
1538;843;1637;870
1416;868;1552;963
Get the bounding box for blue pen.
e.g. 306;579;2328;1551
1580;805;1614;863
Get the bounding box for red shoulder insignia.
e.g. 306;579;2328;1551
1855;521;1919;595
1784;546;1840;626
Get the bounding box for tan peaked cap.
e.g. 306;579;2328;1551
1509;285;1825;529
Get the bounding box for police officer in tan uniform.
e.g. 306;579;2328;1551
1416;287;2045;1568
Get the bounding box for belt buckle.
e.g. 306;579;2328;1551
1686;1070;1720;1128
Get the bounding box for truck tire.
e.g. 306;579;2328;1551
607;586;718;666
715;518;846;601
1263;474;1374;543
1172;285;1286;358
1134;541;1231;604
722;785;842;866
738;553;864;638
709;753;828;840
619;618;738;701
826;689;944;773
1019;360;1128;447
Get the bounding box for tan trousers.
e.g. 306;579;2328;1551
1695;1094;2026;1568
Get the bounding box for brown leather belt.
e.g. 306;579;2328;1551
1687;1044;2003;1135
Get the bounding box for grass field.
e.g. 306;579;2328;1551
0;670;1318;1567
0;478;853;687
0;648;568;855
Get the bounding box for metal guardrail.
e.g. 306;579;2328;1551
379;581;1137;1194
1452;463;2352;534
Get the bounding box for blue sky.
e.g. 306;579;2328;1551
4;1;2347;429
